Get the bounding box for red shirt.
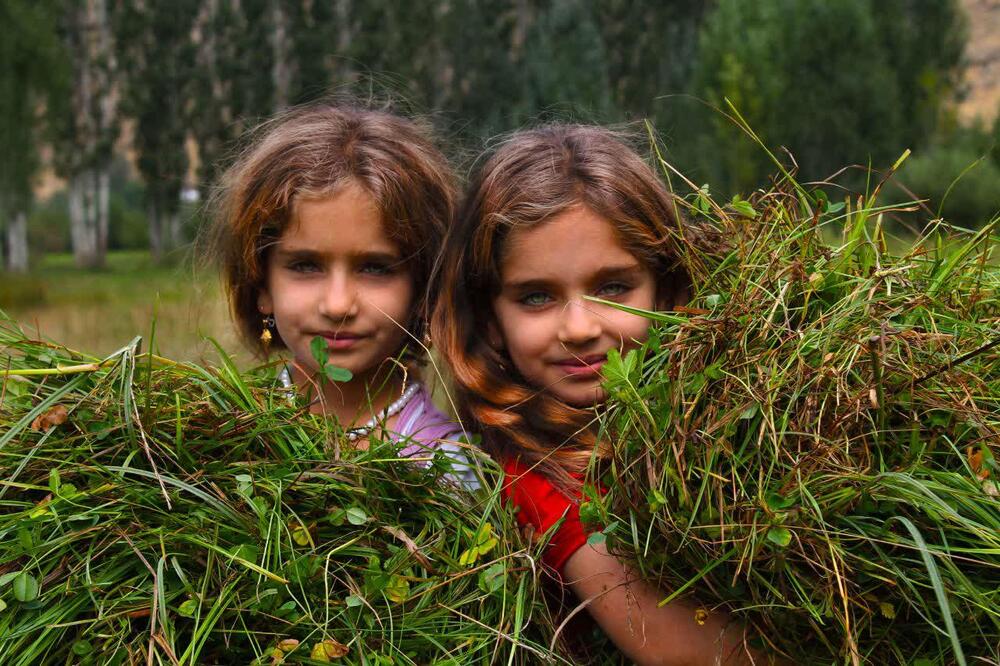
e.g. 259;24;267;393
501;459;593;572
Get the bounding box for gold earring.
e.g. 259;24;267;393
260;315;275;348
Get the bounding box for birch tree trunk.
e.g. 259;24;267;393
6;210;29;272
64;0;117;269
148;203;163;262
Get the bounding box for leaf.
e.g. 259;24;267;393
476;536;498;556
729;197;757;218
345;594;363;608
0;571;21;587
458;546;480;566
766;527;792;548
72;640;93;656
178;598;199;617
478;563;506;593
48;468;61;493
310;638;349;661
384;575;410;603
474;522;494;546
879;602;896;619
578;501;600;526
13;572;39;602
345;507;367;526
704;362;724;380
647;488;667;513
586;532;606;546
0;599;6;613
310;336;328;369
324;365;353;383
277;639;300;652
290;521;313;546
31;404;68;432
765;492;795;512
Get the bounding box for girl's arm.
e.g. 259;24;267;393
563;542;767;666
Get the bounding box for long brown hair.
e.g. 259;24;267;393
432;124;715;488
209;102;456;357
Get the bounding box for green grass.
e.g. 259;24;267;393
0;251;245;365
596;172;1000;663
0;323;563;665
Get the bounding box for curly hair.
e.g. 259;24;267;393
431;124;718;489
208;101;455;358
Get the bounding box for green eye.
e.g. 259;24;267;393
598;282;630;297
519;292;551;307
360;262;393;276
289;261;319;273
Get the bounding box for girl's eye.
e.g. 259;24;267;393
360;262;394;276
518;292;552;307
597;282;631;297
288;261;320;274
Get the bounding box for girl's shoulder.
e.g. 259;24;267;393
394;383;467;450
395;383;480;490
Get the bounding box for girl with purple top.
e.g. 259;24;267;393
211;102;477;488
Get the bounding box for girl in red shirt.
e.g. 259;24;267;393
432;125;774;664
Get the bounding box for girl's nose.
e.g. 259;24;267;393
557;300;602;346
319;272;359;321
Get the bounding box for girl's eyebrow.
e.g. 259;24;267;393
274;247;402;262
502;262;643;290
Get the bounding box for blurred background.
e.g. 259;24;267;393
1;0;998;363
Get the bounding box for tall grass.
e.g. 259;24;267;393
0;251;240;364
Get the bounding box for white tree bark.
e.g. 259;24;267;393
6;210;29;272
148;203;163;262
66;0;117;269
69;169;105;269
168;210;183;251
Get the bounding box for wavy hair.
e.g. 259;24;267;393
209;102;455;357
432;124;718;489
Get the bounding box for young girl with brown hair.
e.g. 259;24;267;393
210;102;476;487
432;125;770;663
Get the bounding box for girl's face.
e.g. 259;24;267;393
258;182;414;382
491;205;659;407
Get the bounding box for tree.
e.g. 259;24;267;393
693;0;909;194
0;1;64;272
188;0;275;198
115;0;198;260
51;0;120;269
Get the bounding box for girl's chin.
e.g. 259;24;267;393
556;387;609;408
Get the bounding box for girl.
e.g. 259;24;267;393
210;102;476;488
432;125;770;664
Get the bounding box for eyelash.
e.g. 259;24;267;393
287;261;319;274
517;282;633;307
285;261;397;276
598;281;631;297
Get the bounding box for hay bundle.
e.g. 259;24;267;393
0;322;555;665
597;183;1000;664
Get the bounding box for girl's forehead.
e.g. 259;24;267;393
279;185;398;253
499;206;642;281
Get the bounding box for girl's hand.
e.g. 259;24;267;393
563;542;774;666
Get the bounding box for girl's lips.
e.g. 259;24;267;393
319;333;366;350
554;355;606;376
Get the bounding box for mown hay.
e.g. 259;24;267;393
595;176;1000;664
0;324;558;665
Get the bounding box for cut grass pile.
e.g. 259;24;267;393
594;171;1000;664
0;321;558;665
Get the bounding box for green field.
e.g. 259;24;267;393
0;251;249;365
